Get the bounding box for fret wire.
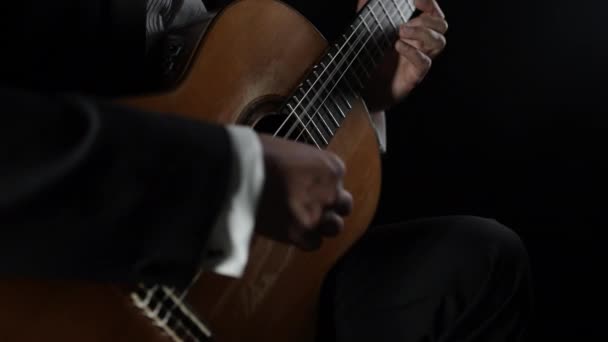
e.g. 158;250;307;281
335;39;371;78
305;79;342;126
294;4;392;141
307;69;340;127
392;0;410;22
298;88;335;137
368;3;392;46
290;70;344;141
352;49;372;77
291;97;329;143
332;51;365;89
318;2;403;106
274;1;386;142
311;77;348;119
330;97;347;118
391;0;412;27
378;0;398;31
316;3;400;99
294;5;395;139
359;19;384;56
324;103;341;127
286;103;323;148
281;0;410;143
346;32;377;71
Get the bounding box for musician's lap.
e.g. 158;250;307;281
317;215;533;342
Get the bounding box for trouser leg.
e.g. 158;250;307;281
317;215;534;342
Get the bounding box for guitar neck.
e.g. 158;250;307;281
274;0;416;148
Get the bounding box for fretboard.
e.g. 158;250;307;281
274;0;415;148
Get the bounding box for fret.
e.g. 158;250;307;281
368;4;392;46
328;97;347;119
298;66;343;137
310;77;347;119
316;63;355;111
296;84;331;135
298;88;336;137
378;0;398;31
342;43;372;78
275;105;318;146
315;70;353;118
274;0;420;147
358;19;384;57
391;0;410;22
388;0;409;28
330;50;365;90
344;33;377;73
340;76;358;104
304;72;347;134
287;101;327;146
324;104;341;127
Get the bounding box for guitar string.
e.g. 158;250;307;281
275;0;412;146
291;0;413;142
271;0;387;144
136;2;413;341
290;6;392;143
273;0;413;146
293;0;413;140
134;272;209;341
291;0;410;142
273;0;388;143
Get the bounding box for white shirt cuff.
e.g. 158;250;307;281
369;111;387;153
199;125;264;278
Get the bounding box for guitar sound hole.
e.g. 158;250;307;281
251;112;285;134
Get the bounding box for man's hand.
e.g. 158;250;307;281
255;134;353;251
361;0;448;113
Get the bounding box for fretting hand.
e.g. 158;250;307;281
361;0;448;113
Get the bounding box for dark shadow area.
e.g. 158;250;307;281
369;0;607;339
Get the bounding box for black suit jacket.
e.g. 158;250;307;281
0;0;234;288
0;0;358;288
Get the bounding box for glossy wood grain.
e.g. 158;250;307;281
0;1;381;341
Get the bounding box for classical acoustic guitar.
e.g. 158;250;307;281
0;0;416;340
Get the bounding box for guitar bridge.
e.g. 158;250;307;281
131;283;213;342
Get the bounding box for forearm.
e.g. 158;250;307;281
0;86;235;288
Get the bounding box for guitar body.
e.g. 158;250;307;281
0;1;381;341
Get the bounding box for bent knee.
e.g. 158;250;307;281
425;215;529;270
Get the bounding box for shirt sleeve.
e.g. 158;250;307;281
369;110;387;153
198;125;265;278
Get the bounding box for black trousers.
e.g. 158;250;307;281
316;215;533;342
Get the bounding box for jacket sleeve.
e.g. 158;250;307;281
0;86;236;289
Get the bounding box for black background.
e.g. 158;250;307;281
290;0;608;339
375;0;608;339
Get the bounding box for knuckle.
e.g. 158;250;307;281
422;55;433;68
326;153;345;178
438;34;447;48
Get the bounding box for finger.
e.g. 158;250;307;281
331;189;353;217
395;41;432;77
399;25;446;57
324;151;346;179
317;211;345;237
414;0;445;19
405;13;448;34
